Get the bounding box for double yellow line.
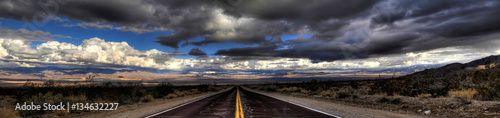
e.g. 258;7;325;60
235;88;245;118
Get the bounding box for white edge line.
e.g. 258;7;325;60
242;87;342;118
144;88;232;118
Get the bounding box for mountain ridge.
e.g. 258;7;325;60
403;55;500;77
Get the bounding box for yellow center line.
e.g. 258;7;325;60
239;91;244;118
235;88;245;118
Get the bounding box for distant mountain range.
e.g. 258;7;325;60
403;55;500;77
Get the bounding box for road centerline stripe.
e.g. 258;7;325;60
236;88;245;118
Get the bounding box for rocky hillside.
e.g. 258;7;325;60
404;55;500;77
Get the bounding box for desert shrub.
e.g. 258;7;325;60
189;89;200;95
165;94;178;99
449;88;477;103
265;85;279;92
142;94;154;102
119;82;146;104
206;84;222;92
469;70;500;100
390;98;402;104
351;95;358;99
20;92;64;117
378;97;401;104
65;94;89;113
377;97;389;103
319;90;336;98
29;91;63;103
375;92;388;97
152;82;174;98
417;93;432;99
349;81;359;89
278;87;288;92
66;94;88;104
279;87;300;93
392;93;403;97
357;86;371;95
339;86;355;97
336;90;350;99
369;78;389;94
300;89;310;95
0;109;20;118
0;96;17;108
0;96;20;117
119;94;135;104
174;90;186;97
251;84;280;92
474;87;496;100
54;110;69;117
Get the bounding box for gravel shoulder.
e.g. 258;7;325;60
242;86;427;118
68;88;232;118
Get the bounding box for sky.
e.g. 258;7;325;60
1;0;500;86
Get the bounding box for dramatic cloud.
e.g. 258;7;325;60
214;0;500;61
1;0;500;63
62;22;168;33
188;47;207;56
0;26;71;41
225;0;380;21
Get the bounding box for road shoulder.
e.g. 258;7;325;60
242;87;428;118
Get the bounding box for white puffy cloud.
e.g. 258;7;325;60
0;61;37;68
204;9;254;41
0;37;178;69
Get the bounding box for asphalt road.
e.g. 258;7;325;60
146;87;338;118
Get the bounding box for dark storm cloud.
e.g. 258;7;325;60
0;26;71;41
2;0;500;62
215;44;278;57
371;0;500;39
360;0;500;54
370;0;481;25
217;0;500;61
360;33;420;54
225;0;381;21
0;0;148;23
188;47;207;56
0;0;377;47
155;31;207;49
215;42;367;62
415;6;500;38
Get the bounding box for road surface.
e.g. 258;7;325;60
145;86;339;118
